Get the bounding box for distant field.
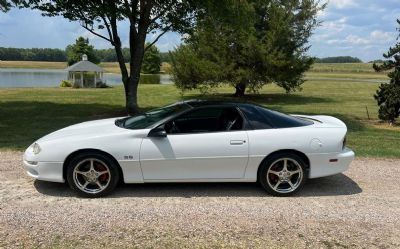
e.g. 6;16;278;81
305;63;388;81
0;60;66;69
309;63;381;73
0;61;171;74
0;60;388;80
0;80;399;157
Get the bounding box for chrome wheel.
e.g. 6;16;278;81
73;158;111;194
266;158;303;194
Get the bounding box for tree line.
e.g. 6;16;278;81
314;56;363;63
0;46;171;63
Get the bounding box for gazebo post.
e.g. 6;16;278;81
72;73;75;86
94;72;97;88
80;71;83;88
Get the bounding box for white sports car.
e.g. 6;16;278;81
24;100;354;197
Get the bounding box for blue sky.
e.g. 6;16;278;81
0;0;398;61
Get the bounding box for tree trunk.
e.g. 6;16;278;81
234;82;246;97
109;17;136;115
124;78;139;115
125;25;146;115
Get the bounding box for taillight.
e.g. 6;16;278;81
342;136;347;150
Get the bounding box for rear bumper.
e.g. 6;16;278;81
307;147;355;178
23;160;65;183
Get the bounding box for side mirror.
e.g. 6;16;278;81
148;127;167;138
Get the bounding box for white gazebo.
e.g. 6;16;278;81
66;54;104;88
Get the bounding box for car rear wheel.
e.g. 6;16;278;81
66;153;120;197
259;153;307;196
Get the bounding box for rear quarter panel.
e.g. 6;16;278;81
244;126;347;180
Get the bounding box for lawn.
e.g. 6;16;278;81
0;80;399;157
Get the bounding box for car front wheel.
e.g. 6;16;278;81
259;153;307;196
66;153;120;197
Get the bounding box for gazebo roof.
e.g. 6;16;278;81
66;54;104;72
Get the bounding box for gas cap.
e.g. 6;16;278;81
310;138;323;151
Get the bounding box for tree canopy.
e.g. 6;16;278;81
0;0;10;11
141;43;161;74
0;47;66;61
373;19;400;124
315;56;363;63
66;37;100;65
19;0;198;114
171;0;324;96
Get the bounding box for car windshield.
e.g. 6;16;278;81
117;103;191;129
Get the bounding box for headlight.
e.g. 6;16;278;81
32;143;41;155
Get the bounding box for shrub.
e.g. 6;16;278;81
140;74;160;84
373;19;400;124
96;82;111;88
59;80;72;88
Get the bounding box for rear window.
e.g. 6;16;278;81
240;104;313;129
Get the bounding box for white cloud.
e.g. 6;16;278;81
320;18;347;33
345;35;370;45
370;30;396;41
329;0;357;9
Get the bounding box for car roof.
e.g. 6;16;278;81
182;99;250;108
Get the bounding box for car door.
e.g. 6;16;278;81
139;106;249;180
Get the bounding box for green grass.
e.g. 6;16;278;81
0;80;399;157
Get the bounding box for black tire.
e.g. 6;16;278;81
66;152;120;198
258;153;307;197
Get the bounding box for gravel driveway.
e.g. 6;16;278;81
1;151;399;248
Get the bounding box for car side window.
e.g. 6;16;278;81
239;105;274;129
164;107;244;134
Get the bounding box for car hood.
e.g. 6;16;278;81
37;117;129;142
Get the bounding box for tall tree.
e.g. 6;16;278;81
373;19;400;124
66;37;100;65
171;0;324;96
141;43;161;73
21;0;197;114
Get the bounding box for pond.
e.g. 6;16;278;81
0;68;172;87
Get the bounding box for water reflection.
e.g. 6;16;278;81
0;68;172;87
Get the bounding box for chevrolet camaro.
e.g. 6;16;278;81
24;100;355;197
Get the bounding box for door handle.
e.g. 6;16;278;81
230;140;245;145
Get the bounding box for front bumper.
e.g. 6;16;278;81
23;156;64;183
307;147;355;178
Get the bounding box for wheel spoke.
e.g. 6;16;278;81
268;170;280;176
288;181;295;189
95;181;104;190
82;181;89;189
273;180;281;190
75;170;88;176
283;159;288;171
289;169;301;176
89;160;94;171
97;170;108;176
